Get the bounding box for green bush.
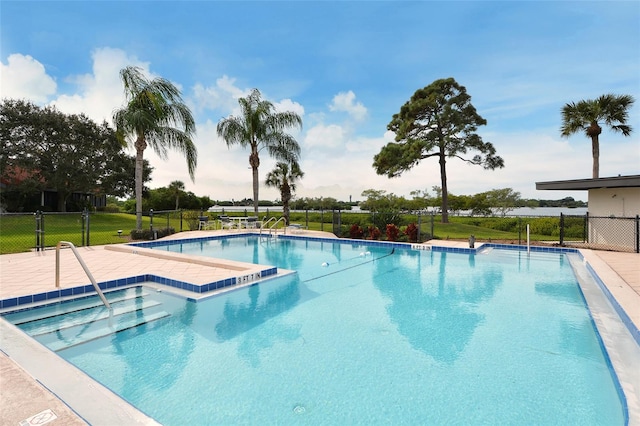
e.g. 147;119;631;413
130;227;175;240
371;211;404;231
529;217;560;237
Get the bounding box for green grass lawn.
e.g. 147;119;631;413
0;211;562;254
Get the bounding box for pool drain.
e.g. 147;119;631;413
293;405;306;414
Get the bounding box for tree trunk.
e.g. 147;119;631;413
591;134;600;179
439;151;449;223
587;121;601;179
135;136;146;230
249;149;260;216
282;183;291;225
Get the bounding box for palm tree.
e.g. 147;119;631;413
265;161;304;225
560;94;634;178
217;89;302;215
113;66;197;230
168;180;185;210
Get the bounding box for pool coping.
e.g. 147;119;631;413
0;232;638;424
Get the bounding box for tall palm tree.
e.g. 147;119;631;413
560;94;634;178
113;66;197;230
217;89;302;215
168;180;185;210
265;161;304;225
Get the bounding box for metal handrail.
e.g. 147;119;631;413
260;217;277;236
55;241;111;309
270;217;287;234
259;217;287;236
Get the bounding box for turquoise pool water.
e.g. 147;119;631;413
6;237;626;424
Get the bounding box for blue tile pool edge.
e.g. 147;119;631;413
0;266;279;312
585;261;640;347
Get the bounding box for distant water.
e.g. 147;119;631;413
506;207;587;217
210;206;587;217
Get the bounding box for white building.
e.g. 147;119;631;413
536;175;640;251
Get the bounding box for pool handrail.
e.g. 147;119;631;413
260;217;287;236
55;241;112;310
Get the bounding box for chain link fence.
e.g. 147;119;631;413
560;213;639;253
0;209;208;254
1;209;638;254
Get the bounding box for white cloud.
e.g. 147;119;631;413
0;54;57;102
273;98;305;118
303;124;345;150
329;90;367;120
52;47;148;123
191;75;248;113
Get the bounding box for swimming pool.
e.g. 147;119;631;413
2;236;631;424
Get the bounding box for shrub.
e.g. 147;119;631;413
371;211;403;231
529;217;560;237
367;226;381;240
182;210;203;231
130;227;175;240
386;224;400;241
98;203;121;213
404;222;419;242
349;224;364;239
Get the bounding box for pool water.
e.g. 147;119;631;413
6;237;626;424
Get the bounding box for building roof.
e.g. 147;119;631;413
536;175;640;191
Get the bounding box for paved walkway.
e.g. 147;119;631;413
0;231;638;425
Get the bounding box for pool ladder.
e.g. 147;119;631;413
55;241;112;310
260;217;286;238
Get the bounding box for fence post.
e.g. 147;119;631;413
559;213;565;246
636;215;640;253
180;210;183;232
149;209;154;239
81;210;86;246
585;212;589;244
321;209;324;232
35;210;44;252
332;209;342;236
305;209;309;229
81;208;91;246
518;217;522;245
417;211;422;241
430;212;434;239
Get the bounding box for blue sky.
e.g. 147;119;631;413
2;1;639;203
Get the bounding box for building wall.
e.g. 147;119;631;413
588;187;640;217
587;187;639;249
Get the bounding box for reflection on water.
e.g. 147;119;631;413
215;280;301;340
373;251;502;363
214;278;308;366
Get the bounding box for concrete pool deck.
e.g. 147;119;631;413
0;230;638;425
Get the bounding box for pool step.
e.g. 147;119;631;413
4;288;149;325
2;287;172;352
37;309;171;352
23;299;163;336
